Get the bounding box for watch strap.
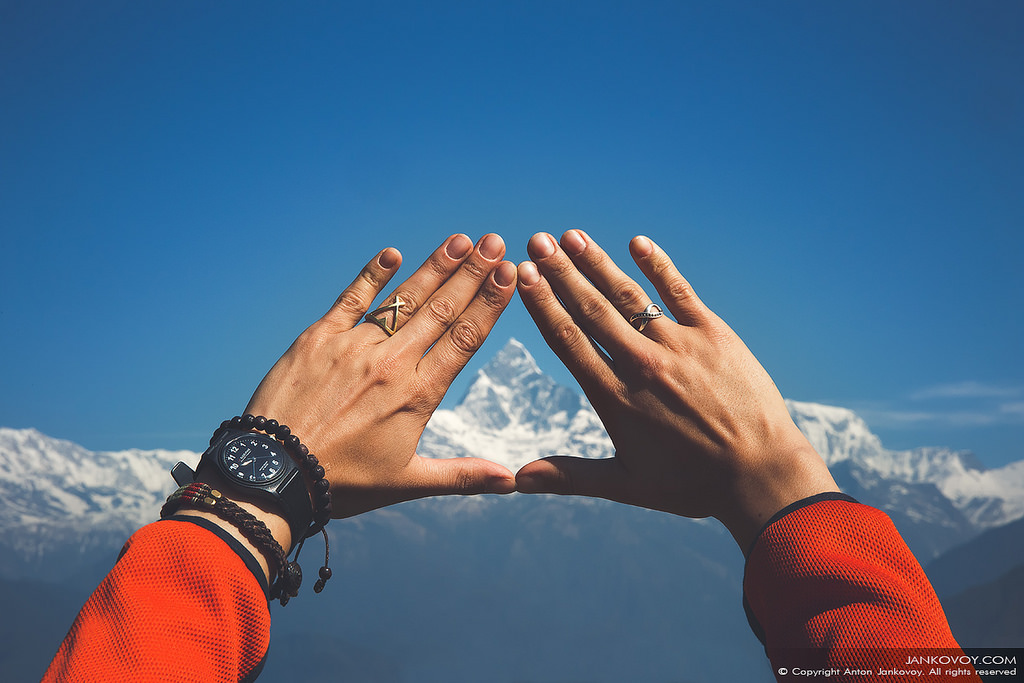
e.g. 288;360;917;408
196;430;314;546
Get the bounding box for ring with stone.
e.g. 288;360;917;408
628;303;664;332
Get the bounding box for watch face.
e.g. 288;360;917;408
220;434;288;486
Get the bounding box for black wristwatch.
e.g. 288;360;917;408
172;429;314;544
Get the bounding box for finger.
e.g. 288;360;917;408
321;247;403;330
418;259;517;389
406;454;517;497
526;232;636;356
362;233;475;338
515;456;627;501
516;259;617;397
629;235;711;328
399;233;506;352
560;229;674;341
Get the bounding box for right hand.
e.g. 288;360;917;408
514;230;839;550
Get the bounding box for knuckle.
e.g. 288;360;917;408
390;290;419;315
427;297;458;325
405;382;438;414
358;262;387;289
426;253;453;279
631;349;664;380
448;319;485;354
575;294;606;321
610;283;643;309
367;346;403;378
333;289;366;315
459;257;489;281
293;324;328;353
545;253;578;279
452;468;482;494
667;277;695;302
553;321;586;349
478;282;509;311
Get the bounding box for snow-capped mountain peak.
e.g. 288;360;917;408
785;399;1024;529
452;338;589;433
785;400;885;467
423;339;611;471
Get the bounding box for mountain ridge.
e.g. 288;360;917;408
1;338;1022;580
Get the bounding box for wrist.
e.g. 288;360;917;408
169;415;335;603
717;437;840;552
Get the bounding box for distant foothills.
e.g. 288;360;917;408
2;339;1022;682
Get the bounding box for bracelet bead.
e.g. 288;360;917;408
211;414;335;598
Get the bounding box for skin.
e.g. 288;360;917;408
514;230;839;551
183;229;838;581
181;233;519;581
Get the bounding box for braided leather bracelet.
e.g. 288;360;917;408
161;482;303;604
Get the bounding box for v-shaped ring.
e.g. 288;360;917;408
364;295;406;336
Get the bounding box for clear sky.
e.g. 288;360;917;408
2;1;1021;467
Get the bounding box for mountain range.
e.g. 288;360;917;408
2;338;1022;682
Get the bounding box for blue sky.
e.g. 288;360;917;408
2;1;1021;467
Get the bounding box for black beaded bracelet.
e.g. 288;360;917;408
214;415;334;594
161;482;303;605
214;415;333;533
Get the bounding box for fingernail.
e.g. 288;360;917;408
631;235;653;257
478;233;504;260
528;233;556;259
446;234;473;259
494;261;516;287
377;248;400;269
518;261;540;286
561;229;586;256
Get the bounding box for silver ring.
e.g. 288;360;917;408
628;303;664;332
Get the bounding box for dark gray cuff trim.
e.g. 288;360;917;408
162;515;271;600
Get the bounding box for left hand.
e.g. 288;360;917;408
244;233;518;518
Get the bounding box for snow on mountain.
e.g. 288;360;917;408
427;339;1024;534
786;400;1024;528
0;427;198;578
421;338;613;472
2;338;1022;578
0;427;195;525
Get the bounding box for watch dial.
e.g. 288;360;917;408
221;434;287;485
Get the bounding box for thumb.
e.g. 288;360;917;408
410;455;517;497
516;456;624;500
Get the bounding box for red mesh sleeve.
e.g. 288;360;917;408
743;497;980;682
42;519;271;682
